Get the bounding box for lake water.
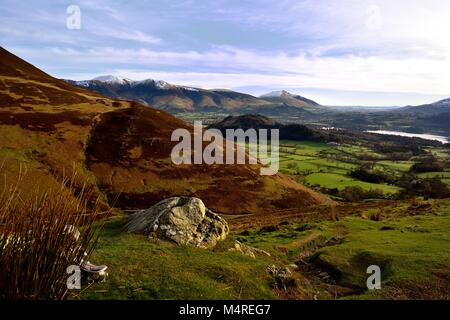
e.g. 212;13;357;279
367;130;449;144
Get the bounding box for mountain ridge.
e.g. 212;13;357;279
66;76;323;112
399;97;450;114
259;90;323;110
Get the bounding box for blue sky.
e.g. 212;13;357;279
2;0;450;106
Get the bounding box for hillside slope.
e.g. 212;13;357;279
0;47;332;215
0;47;122;200
209;114;329;142
399;98;450;115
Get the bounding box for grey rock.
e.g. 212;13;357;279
229;240;271;258
267;265;296;289
288;263;299;271
126;197;229;248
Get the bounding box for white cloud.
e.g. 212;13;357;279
90;29;161;44
4;0;450;105
51;45;450;98
232;0;450;59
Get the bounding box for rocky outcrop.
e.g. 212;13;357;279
126;197;229;248
228;240;271;258
267;265;297;289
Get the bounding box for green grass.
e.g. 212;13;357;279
76;217;275;300
236;200;450;299
416;172;450;187
375;160;414;172
417;172;450;179
426;147;450;160
280;140;334;156
280;160;319;175
303;173;400;193
276;140;408;194
338;144;377;155
314;209;450;298
307;158;357;171
75;199;450;300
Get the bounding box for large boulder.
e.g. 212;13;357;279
126;197;229;248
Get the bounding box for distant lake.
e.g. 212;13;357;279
367;130;448;144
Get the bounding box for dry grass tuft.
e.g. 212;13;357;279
368;208;383;221
0;162;104;300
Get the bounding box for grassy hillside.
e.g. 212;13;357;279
75;217;275;300
84;107;331;214
75;199;450;300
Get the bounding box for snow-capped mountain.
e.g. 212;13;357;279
92;75;131;84
259;90;322;109
65;76;271;112
260;90;291;98
66;76;324;112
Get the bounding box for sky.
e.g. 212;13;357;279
2;0;450;106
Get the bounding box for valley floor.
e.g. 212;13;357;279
276;140;450;195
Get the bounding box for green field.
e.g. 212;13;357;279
375;160;414;172
426;147;450;159
276;141;450;196
417;172;450;179
304;173;400;193
277;141;408;195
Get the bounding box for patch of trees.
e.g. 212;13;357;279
315;185;386;202
350;164;390;184
372;143;424;156
357;153;380;161
404;126;425;134
209;115;329;142
357;150;414;161
410;162;444;174
280;124;327;142
338;186;385;202
396;175;450;199
419;111;450;131
382;152;413;161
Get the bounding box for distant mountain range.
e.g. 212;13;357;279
66;76;323;112
67;75;450;117
399;98;450;115
65;75;450;136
